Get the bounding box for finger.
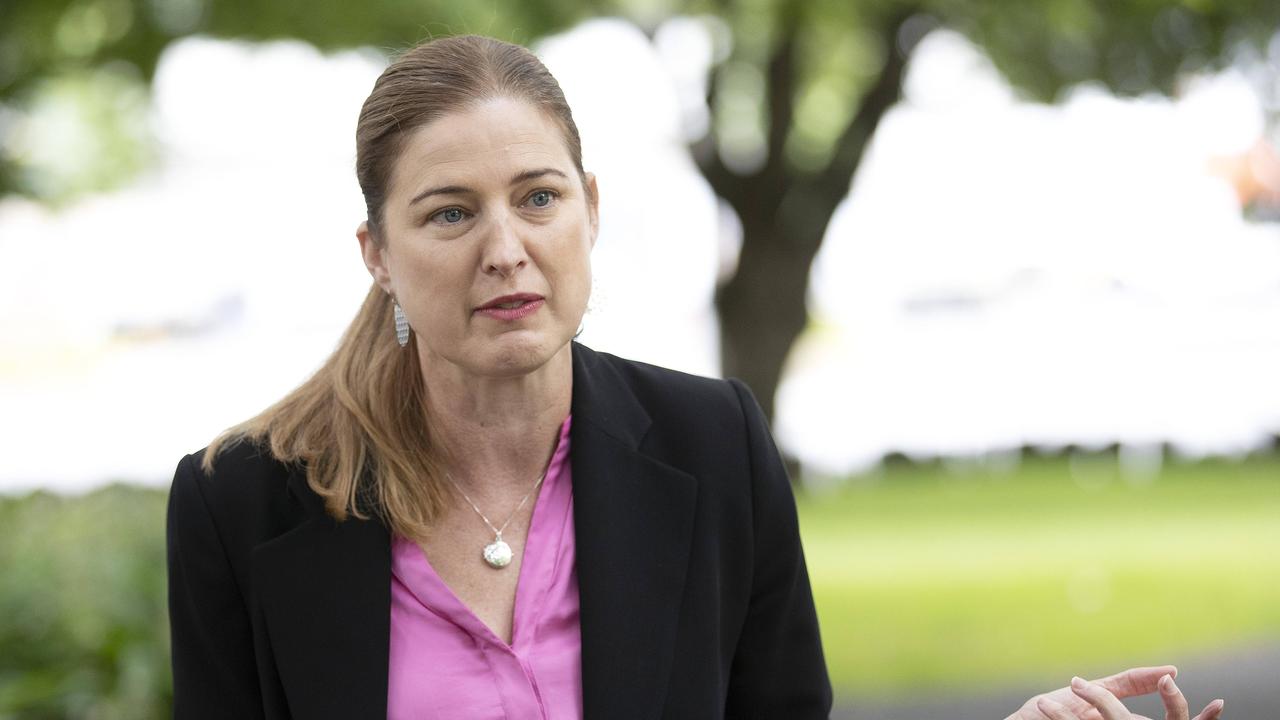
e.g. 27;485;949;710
1191;699;1224;720
1072;676;1132;720
1096;666;1179;699
1157;674;1189;720
1039;696;1084;720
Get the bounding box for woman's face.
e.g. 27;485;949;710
359;97;598;378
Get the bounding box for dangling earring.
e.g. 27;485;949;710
393;298;410;347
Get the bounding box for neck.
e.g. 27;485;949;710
419;343;572;495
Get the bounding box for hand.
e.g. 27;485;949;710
1005;666;1225;720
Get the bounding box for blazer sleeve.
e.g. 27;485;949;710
725;379;834;719
167;454;266;719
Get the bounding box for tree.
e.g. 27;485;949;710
4;0;1277;421
682;0;1280;422
0;1;591;201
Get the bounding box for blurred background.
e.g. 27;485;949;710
2;0;1279;717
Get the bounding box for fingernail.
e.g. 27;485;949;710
1159;674;1174;692
1071;676;1088;690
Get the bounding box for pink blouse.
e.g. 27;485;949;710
387;416;582;720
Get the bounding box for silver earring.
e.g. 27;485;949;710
393;300;410;347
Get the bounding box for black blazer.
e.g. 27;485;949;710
167;342;832;719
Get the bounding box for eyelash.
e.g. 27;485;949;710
429;207;469;226
427;189;560;226
524;189;559;209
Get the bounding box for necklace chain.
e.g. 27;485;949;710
446;469;548;541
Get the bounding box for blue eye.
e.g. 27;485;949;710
528;190;555;208
433;207;466;224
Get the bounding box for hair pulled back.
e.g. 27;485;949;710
203;35;583;542
357;34;584;239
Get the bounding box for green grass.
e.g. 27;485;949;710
2;456;1276;715
798;454;1280;694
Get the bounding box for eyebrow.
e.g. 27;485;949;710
408;168;570;206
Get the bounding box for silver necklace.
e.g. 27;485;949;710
446;470;547;569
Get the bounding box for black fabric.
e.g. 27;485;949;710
167;342;833;719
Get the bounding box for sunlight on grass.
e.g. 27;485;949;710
798;455;1280;693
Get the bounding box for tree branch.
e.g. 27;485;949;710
692;57;746;212
813;7;924;207
763;10;799;178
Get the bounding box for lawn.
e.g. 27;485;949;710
1;454;1276;716
798;454;1280;695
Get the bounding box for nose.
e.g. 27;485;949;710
481;210;530;278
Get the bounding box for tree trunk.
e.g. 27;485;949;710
716;214;824;423
709;9;922;427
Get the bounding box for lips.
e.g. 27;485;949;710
475;293;545;321
477;293;544;310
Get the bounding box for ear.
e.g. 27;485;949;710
357;221;394;294
584;172;599;247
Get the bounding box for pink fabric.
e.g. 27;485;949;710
387;416;582;720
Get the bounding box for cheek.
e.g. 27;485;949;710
400;245;467;289
557;242;593;306
396;254;472;328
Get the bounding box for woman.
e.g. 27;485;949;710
167;34;1225;720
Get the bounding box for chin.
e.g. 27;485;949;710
475;333;570;378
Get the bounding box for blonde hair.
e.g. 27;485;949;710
203;35;585;543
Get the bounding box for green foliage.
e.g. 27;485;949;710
3;0;1278;201
936;0;1280;100
0;485;171;720
2;64;153;205
0;0;599;200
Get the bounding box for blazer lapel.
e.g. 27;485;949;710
251;468;391;720
248;343;696;720
571;343;699;720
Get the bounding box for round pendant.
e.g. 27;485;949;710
482;538;513;569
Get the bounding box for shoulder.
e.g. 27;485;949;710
575;343;754;431
595;348;741;406
174;438;293;507
169;437;306;555
572;344;769;473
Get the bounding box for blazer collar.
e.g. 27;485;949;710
250;488;391;718
253;430;394;717
569;342;699;720
254;342;697;720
